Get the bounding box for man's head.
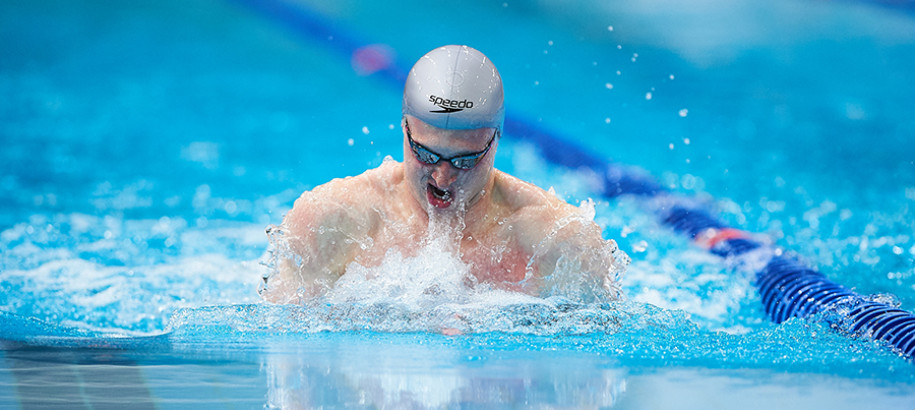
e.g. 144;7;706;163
403;45;504;131
401;45;504;212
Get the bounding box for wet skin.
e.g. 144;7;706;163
263;115;623;303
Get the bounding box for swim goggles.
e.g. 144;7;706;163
405;120;497;170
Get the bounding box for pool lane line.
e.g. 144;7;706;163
231;0;915;361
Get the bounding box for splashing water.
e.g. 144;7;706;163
236;196;631;335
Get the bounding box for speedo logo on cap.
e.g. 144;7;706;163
428;95;474;113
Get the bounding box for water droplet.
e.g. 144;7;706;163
224;201;237;215
633;240;648;253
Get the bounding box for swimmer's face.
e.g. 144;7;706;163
402;115;498;212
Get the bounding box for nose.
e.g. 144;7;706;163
430;161;458;187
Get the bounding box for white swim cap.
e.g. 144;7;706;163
403;45;504;131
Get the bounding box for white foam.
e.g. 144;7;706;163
251;203;636;335
1;212;267;336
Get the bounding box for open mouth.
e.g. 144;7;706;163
426;183;453;209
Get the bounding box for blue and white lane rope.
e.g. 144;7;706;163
232;0;915;360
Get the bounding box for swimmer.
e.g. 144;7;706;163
263;45;627;303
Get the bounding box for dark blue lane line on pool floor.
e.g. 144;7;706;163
231;0;915;361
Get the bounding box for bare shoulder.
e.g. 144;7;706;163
285;160;402;231
309;159;400;200
492;170;609;259
493;171;626;299
266;162;403;303
493;170;583;227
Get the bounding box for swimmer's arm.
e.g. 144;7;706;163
533;218;608;273
262;188;374;303
525;207;625;299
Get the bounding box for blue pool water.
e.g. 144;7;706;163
2;0;915;407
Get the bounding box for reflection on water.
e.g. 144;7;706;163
262;335;626;409
3;333;909;409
